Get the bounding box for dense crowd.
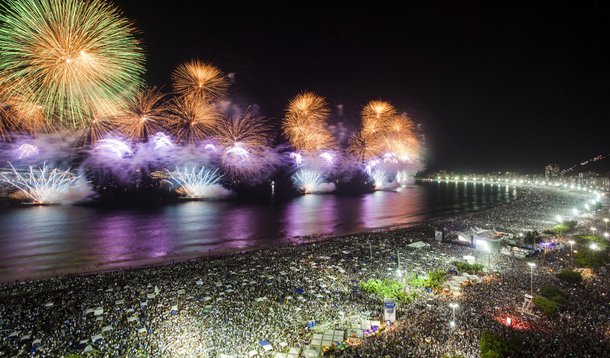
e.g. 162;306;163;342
0;187;608;357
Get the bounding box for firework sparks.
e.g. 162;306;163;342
171;60;228;102
0;0;145;128
371;169;387;190
282;92;334;153
78;115;116;145
361;101;396;138
214;110;271;153
292;169;324;194
164;165;224;199
1;96;51;135
119;88;169;142
0;162;83;203
168;97;220;144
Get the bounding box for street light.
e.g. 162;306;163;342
527;262;536;297
604;232;609;239
591;227;597;236
449;303;458;327
568;240;575;266
604;218;609;231
590;243;599;251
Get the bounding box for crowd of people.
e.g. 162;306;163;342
0;186;608;357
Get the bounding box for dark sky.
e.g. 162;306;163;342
117;0;610;173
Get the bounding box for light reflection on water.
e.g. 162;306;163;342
0;181;517;281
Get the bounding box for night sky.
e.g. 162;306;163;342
117;0;609;173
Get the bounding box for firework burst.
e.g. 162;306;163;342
164;165;224;199
78;115;117;145
0;162;84;203
282;92;334;153
168;97;220;144
213;109;276;180
94;138;133;158
0;0;145;129
0;95;51;135
371;169;387;190
361;101;396;137
118;87;169;142
171;60;228;102
17;143;38;159
292;169;324;194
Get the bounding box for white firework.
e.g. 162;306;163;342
0;162;83;203
292;169;323;194
289;152;303;166
94;138;134;158
319;151;334;165
164;165;223;198
152;132;174;151
17;144;39;159
371;169;387;190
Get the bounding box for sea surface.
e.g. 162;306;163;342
0;181;518;282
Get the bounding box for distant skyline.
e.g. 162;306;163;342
117;0;610;173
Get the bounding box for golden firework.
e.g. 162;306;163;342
282;92;334;153
171;60;228;102
214;109;272;152
168;96;220;144
118;87;169;142
361;100;396;137
352;101;420;161
78;115;117;145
